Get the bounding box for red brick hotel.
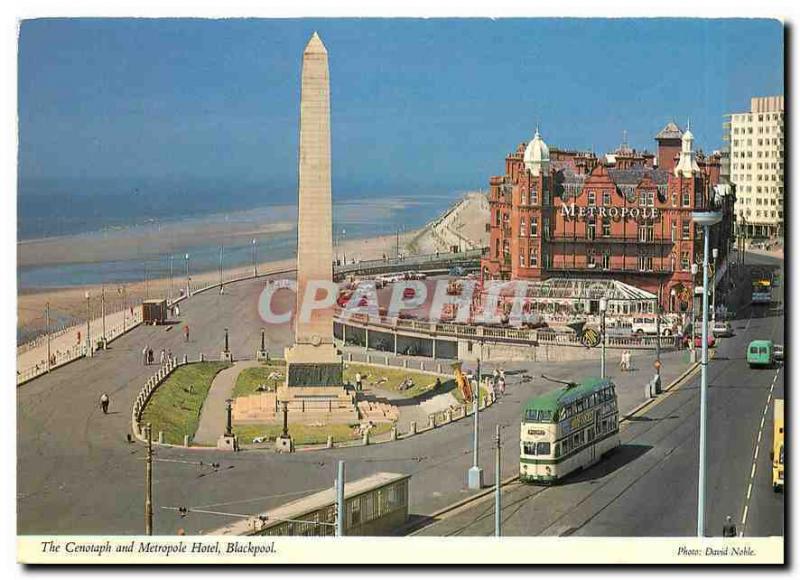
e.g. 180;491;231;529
481;123;735;313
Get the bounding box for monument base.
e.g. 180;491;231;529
221;351;233;363
256;350;270;362
217;434;239;452
275;435;294;453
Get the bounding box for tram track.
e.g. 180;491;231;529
408;361;703;536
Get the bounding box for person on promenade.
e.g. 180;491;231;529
159;349;166;365
355;372;363;392
624;350;632;372
498;376;506;396
619;351;626;372
184;324;190;342
142;345;148;365
722;516;737;537
100;393;109;414
148;348;154;365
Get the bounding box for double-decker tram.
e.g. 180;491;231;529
520;377;620;484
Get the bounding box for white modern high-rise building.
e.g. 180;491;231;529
723;95;784;238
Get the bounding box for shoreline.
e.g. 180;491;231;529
16;229;419;344
16;191;488;344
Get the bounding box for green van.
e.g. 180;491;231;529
747;340;775;368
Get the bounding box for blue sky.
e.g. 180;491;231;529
18;18;783;201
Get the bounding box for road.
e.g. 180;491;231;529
18;268;694;536
415;252;784;537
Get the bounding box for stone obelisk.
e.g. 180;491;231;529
280;33;351;412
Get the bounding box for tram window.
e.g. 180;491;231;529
536;442;551;456
587;428;595;442
554;443;561;458
523;442;537;455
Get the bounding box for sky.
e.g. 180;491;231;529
18;18;784;204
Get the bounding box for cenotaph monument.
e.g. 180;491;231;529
276;32;356;425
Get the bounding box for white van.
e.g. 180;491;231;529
632;316;672;336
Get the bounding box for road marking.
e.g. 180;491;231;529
739;366;782;537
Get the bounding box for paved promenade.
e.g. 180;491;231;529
17;266;694;534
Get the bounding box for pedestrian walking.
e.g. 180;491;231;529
722;516;737;537
175;304;180;317
184;324;190;342
624;350;632;372
619;351;626;372
498;376;506;396
159;349;166;365
148;348;154;365
100;393;109;414
355;372;363;392
167;349;172;363
142;345;148;366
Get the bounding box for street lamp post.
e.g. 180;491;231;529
599;297;608;379
691;263;699;363
219;245;224;294
185;253;190;298
85;291;92;357
711;248;719;324
655;281;662;386
468;358;483;490
252;239;257;277
169;255;174;304
101;285;106;349
692;210;722;537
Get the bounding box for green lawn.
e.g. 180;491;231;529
140;362;230;445
232;360;287;398
343;363;452;399
233;422;393;445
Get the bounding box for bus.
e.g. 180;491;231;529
751;279;772;305
772;399;784;492
520;377;620;484
747;340;775;368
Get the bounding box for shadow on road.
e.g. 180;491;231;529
561;443;652;484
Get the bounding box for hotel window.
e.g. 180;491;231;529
495;210;501;226
588;191;596;206
682;221;690;240
586;218;596;240
638;253;653;272
671;193;678;207
638;222;654;242
603;191;611;206
602;217;611;237
502;240;510;256
587;249;596;268
519;252;525;267
543;217;550;240
529;247;538;267
521;191;527;206
602;251;611;270
520;218;527;237
682;190;691;207
531;187;539;205
681;251;690;271
671;220;677;242
530;217;538;237
670;254;676;271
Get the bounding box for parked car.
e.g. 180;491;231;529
694;334;716;348
631;316;673;336
712;321;734;338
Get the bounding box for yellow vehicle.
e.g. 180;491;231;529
772;399;784;492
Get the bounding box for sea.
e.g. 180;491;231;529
17;185;461;290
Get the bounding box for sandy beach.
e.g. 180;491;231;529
17;192;488;344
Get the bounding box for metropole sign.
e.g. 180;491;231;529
560;202;661;221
